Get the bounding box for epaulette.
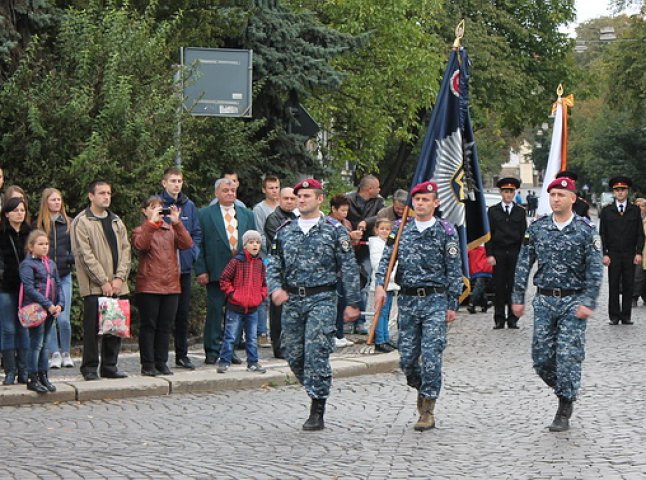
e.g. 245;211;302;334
533;214;549;223
439;219;455;236
275;219;293;232
575;215;595;228
325;216;342;227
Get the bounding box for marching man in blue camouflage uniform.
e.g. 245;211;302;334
512;177;602;432
267;179;361;431
374;181;463;431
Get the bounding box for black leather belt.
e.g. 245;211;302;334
287;285;336;297
537;287;582;297
400;286;446;297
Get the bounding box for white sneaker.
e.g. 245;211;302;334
49;352;62;369
335;337;354;348
61;352;75;368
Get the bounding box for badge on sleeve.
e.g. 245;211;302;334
340;238;352;252
447;242;459;257
593;234;601;251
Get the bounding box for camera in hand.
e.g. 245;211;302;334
161;207;171;215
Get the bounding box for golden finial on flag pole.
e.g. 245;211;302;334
453;20;465;49
556;83;564;97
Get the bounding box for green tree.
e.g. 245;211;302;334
0;0;58;80
0;1;179;226
222;0;361;184
287;0;577;193
568;13;646;193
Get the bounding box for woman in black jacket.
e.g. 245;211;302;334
0;197;32;385
35;188;75;368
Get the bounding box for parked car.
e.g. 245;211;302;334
483;192;500;208
596;192;613;211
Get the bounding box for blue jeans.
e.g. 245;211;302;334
375;292;393;345
0;291;29;351
46;273;72;354
28;316;55;373
256;299;269;336
219;309;258;365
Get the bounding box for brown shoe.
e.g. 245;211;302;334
414;395;436;431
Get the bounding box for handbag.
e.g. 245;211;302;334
17;261;51;329
97;296;131;338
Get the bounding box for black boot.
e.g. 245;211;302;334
2;349;16;385
302;398;326;431
38;372;57;392
27;373;48;394
466;305;477;314
548;397;573;432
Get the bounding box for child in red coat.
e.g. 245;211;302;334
467;246;493;314
217;230;268;373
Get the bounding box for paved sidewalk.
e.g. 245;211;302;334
0;334;399;407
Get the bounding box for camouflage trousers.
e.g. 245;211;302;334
398;293;448;399
532;294;587;401
281;291;337;400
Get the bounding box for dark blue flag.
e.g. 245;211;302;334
410;47;490;296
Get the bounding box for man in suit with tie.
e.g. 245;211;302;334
485;177;527;329
195;178;256;363
599;176;644;325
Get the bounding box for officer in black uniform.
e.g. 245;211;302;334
555;170;590;219
599;175;644;325
485;177;527;329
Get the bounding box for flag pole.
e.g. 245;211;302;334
367;20;466;346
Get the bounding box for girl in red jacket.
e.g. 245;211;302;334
217;230;267;374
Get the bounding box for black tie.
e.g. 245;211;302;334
505;205;510;216
619;204;624;215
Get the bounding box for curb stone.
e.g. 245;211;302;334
0;352;400;407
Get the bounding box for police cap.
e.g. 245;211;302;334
555;170;578;181
609;176;632;190
496;177;520;190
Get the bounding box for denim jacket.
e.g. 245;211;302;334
19;255;65;312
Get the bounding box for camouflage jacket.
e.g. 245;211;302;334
267;215;361;306
375;219;463;311
512;214;603;309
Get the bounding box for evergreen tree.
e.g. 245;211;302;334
220;0;361;182
0;0;58;80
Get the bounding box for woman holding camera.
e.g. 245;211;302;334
132;196;192;376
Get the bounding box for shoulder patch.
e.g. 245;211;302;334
446;241;459;257
439;219;455;236
339;237;352;252
592;234;602;251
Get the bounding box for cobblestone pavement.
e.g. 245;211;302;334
1;267;646;479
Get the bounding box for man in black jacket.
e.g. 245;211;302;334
264;187;298;357
599;176;644;325
485;178;527;329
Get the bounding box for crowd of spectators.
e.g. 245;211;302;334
0;167;401;390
